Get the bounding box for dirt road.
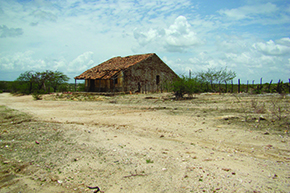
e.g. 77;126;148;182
0;92;289;192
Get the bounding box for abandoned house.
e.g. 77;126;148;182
74;53;178;93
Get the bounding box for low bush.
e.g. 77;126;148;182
165;76;204;99
32;92;43;100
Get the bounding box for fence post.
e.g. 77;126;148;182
231;80;233;93
289;78;290;93
277;79;281;94
238;79;240;93
225;81;227;93
247;80;249;93
268;80;272;92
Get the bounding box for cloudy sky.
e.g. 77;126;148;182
0;0;289;83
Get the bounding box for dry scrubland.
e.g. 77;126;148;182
0;92;289;193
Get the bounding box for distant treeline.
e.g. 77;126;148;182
1;80;289;95
0;81;85;94
0;70;85;94
205;79;290;94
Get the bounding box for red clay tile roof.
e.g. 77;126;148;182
75;53;155;80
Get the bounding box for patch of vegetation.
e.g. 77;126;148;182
164;67;237;99
12;70;69;95
146;159;154;164
47;92;107;101
32;92;43;100
164;76;204;99
222;95;290;134
195;67;236;92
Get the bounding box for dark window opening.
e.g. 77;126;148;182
114;78;118;85
156;75;160;85
137;82;141;92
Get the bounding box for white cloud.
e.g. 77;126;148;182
67;52;95;73
30;9;58;22
0;0;289;83
0;51;46;72
276;37;290;46
133;16;203;52
164;33;290;83
133;28;160;47
164;16;203;51
0;51;95;80
253;39;290;56
218;3;278;20
215;35;250;54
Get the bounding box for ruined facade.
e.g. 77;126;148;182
74;53;178;93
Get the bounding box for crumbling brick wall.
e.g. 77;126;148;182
123;54;178;93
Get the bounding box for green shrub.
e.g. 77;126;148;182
168;76;203;99
59;84;69;92
146;159;154;164
32;92;43;100
77;83;86;92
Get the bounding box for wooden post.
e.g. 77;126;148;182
238;79;240;93
268;80;272;92
247;80;249;93
75;79;77;92
252;80;255;85
289;79;290;93
99;79;101;92
113;77;115;94
277;79;281;94
189;70;191;79
231;80;233;93
258;77;262;92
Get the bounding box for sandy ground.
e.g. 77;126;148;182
0;92;289;193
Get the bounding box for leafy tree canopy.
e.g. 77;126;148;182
168;76;203;99
14;70;69;94
196;67;236;83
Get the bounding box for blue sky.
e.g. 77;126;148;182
0;0;289;83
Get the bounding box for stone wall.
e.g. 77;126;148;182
123;54;178;93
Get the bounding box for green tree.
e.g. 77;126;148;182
196;67;236;84
32;71;51;91
14;70;69;94
196;67;236;91
48;71;70;92
169;76;203;99
0;81;8;92
15;71;35;94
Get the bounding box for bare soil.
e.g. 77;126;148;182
0;92;289;193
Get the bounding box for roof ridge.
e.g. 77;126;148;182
75;53;156;80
